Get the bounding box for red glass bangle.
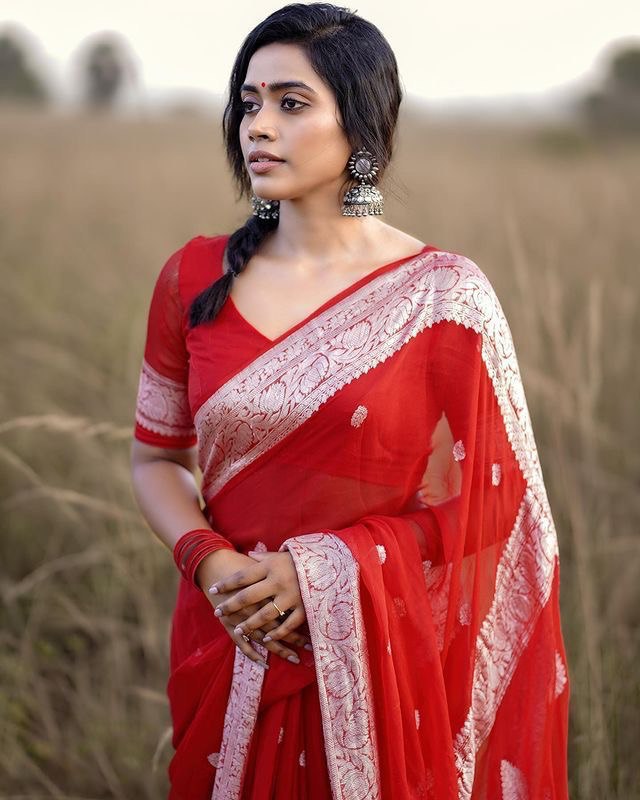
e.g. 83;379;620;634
173;528;235;589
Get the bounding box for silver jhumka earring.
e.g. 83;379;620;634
251;193;280;219
341;149;384;216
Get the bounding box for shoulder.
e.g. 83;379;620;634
167;233;229;267
169;233;231;305
183;233;231;265
374;221;427;255
186;232;231;249
378;224;493;302
417;247;508;336
423;247;496;297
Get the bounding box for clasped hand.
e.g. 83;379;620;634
208;550;308;667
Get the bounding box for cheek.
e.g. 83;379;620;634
292;120;351;171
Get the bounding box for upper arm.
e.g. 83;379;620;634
132;242;198;450
130;438;198;473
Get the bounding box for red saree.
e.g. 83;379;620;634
134;234;570;799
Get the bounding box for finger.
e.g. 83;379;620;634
261;617;311;649
225;605;309;650
225;594;288;620
220;619;269;669
280;630;312;649
214;580;271;618
261;607;306;644
224;608;260;629
208;564;267;596
232;597;294;636
225;600;311;649
247;629;302;664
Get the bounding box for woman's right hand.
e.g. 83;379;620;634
196;549;310;668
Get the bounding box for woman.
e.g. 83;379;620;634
130;3;570;798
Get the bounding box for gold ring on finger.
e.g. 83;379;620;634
271;599;289;619
241;633;251;642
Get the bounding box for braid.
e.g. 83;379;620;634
188;214;279;328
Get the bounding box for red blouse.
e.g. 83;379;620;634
134;233;435;448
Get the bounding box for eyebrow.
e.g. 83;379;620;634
240;80;318;95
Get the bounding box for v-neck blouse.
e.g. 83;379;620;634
135;233;437;448
226;239;435;346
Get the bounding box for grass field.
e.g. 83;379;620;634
0;103;638;798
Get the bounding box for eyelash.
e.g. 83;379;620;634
241;97;306;114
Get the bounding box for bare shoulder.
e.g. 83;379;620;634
375;222;426;255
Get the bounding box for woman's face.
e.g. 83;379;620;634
239;42;352;204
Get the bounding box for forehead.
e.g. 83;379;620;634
245;42;326;92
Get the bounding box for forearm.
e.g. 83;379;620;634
131;456;207;550
130;453;240;587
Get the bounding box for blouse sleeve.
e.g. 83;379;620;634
133;244;198;449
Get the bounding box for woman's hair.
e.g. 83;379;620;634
189;2;403;328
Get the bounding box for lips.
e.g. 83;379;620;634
249;160;284;174
249;150;285;163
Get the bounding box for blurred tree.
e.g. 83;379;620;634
0;30;49;105
580;42;640;136
78;36;131;110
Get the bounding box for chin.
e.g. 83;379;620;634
251;184;283;200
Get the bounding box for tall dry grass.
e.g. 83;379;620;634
0;104;638;798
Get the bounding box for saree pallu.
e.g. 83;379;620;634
134;235;570;799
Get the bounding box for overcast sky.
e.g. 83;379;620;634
2;0;638;110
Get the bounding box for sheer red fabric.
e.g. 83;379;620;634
133;234;570;799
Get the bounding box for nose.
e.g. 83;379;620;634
247;104;277;141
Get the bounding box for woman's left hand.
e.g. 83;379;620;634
208;550;307;644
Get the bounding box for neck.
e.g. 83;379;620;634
262;190;386;270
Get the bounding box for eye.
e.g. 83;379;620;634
281;97;306;111
241;96;306;114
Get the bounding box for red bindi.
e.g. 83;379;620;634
261;82;266;87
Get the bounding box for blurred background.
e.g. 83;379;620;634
0;1;638;797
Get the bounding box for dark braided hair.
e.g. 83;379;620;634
189;2;403;328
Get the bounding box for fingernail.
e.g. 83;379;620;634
234;626;244;636
214;608;223;617
287;655;300;664
256;661;269;669
209;586;219;594
304;643;313;651
263;635;272;642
